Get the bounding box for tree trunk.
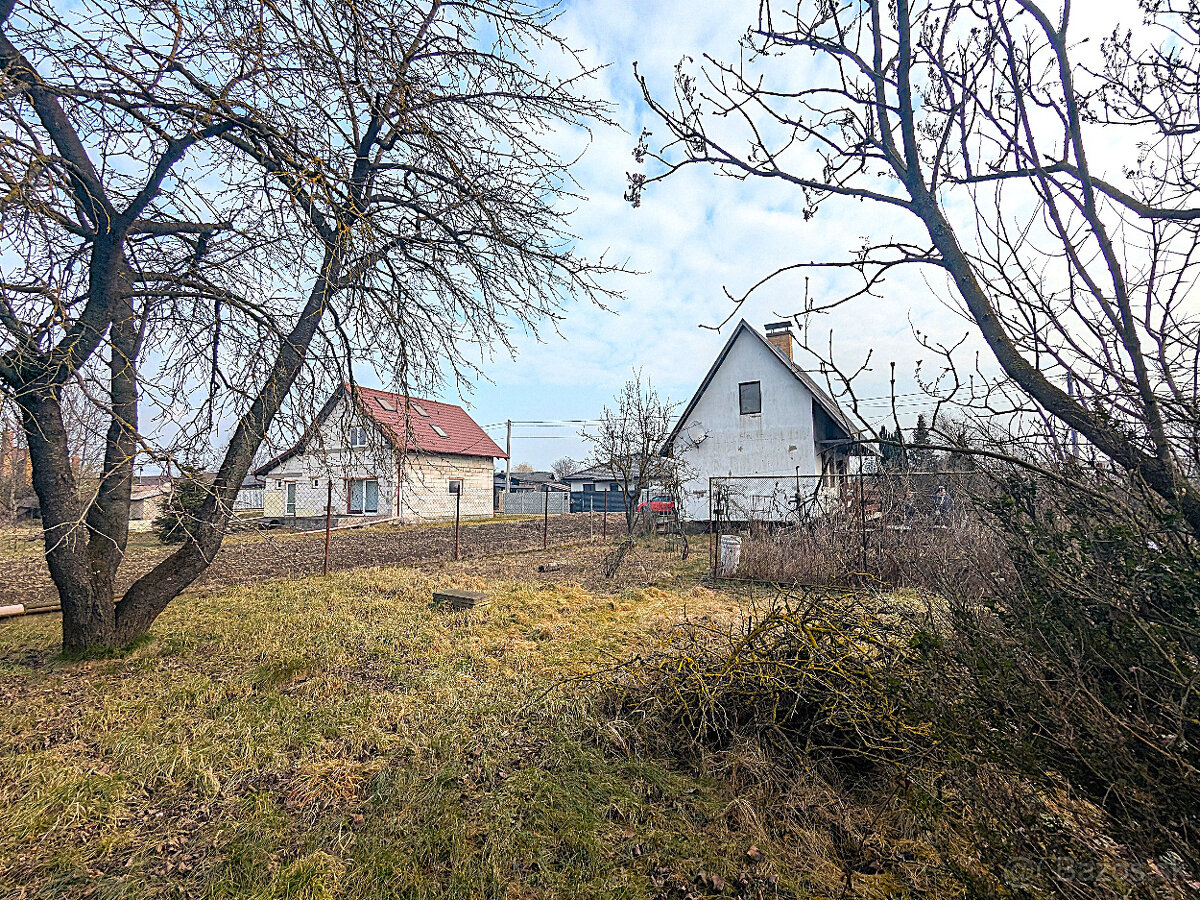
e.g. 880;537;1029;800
19;388;118;652
113;253;338;645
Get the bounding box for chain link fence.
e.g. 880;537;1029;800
707;469;1004;591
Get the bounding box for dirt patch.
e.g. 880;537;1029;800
3;514;604;606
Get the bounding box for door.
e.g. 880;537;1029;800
285;482;297;516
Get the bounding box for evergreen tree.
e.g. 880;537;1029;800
911;415;938;472
154;473;212;544
878;424;907;469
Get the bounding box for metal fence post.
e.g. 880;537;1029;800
542;485;549;550
708;477;715;579
858;467;867;574
602;489;607;539
323;480;332;577
453;487;461;561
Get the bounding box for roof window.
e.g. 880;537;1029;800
430;423;448;438
410;401;430;417
376;396;396;412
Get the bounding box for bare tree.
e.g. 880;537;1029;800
0;0;618;652
551;456;580;481
584;371;675;539
629;0;1200;536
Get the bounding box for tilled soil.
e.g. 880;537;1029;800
2;515;598;607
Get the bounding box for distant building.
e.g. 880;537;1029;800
256;384;506;527
559;464;639;514
235;475;265;512
129;475;174;527
660;320;862;520
492;470;565;509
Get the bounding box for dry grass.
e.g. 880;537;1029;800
0;539;820;900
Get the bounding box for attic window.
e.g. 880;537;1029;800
375;396;396;412
349;426;369;447
430;423;448;438
410;401;430;417
739;381;762;415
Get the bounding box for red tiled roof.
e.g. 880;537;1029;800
352;385;506;459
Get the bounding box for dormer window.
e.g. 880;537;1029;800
739;381;761;415
349;425;368;448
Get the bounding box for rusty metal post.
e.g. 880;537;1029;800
323;480;333;577
708;477;715;579
858;466;867;574
542;485;549;550
453;486;461;561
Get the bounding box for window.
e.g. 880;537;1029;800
430;423;448;438
448;479;462;495
347;478;379;514
739;381;762;415
611;482;620;492
349;426;368;448
583;482;595;493
376;396;396;412
410;401;430;418
312;478;320;489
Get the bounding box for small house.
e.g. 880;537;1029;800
129;474;173;529
256;384;506;527
660;320;862;521
561;464;639;514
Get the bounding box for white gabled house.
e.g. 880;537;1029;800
256;383;506;526
660;320;862;521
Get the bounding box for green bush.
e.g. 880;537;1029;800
153;473;211;544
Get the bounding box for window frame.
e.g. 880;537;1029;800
448;478;463;495
348;425;369;448
739;380;762;416
346;477;379;514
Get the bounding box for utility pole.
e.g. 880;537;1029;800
504;419;512;493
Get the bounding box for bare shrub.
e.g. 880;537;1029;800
720;471;1011;594
604;568;1199;898
931;466;1200;878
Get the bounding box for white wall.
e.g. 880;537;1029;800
397;453;493;522
671;330;822;520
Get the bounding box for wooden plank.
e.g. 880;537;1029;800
432;588;490;611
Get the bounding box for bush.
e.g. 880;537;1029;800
607;497;1200;899
936;468;1200;874
153;473;212;544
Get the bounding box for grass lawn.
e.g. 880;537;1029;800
1;548;818;899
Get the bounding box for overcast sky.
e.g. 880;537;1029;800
414;0;1146;470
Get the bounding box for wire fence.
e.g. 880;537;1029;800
2;477;662;614
706;469;1005;592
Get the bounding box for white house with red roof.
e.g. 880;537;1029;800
255;383;506;526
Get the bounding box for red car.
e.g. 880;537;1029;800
637;495;676;514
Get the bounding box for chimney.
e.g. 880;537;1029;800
764;321;794;360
